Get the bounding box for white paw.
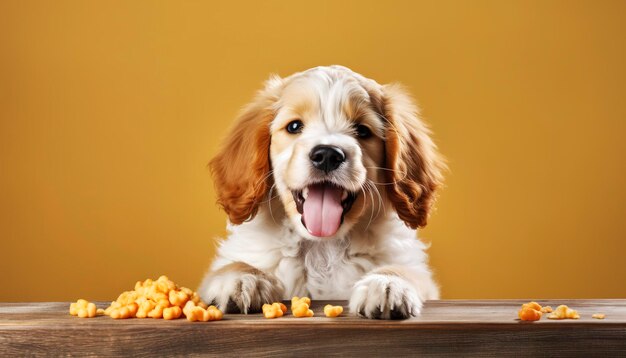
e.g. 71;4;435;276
198;264;284;314
349;274;422;319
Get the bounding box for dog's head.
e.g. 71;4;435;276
210;66;444;239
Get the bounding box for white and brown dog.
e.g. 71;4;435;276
198;65;445;319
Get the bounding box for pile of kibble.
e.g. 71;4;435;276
70;275;345;322
69;275;222;322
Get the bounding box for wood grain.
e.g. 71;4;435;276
1;300;625;356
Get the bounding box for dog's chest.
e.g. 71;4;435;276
275;238;377;300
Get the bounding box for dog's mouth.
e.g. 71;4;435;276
292;182;357;238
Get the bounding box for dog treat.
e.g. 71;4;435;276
291;296;311;307
518;307;542;321
540;306;553;313
69;299;98;318
518;301;543;321
183;301;223;322
163;306;183;320
109;275;218;320
522;301;542;311
168;290;190;307
592;313;606;319
147;300;169;319
323;304;343;317
291;296;314;318
135;299;156;318
262;302;288;319
547;305;580;320
109;303;138;319
71;275;221;321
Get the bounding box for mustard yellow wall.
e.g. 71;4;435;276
1;0;625;301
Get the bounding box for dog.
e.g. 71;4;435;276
198;65;445;319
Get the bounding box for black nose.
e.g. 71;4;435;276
309;145;346;173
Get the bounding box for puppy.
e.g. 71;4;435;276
198;65;445;319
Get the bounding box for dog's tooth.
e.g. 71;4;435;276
341;190;348;201
303;187;309;199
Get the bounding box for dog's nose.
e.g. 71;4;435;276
309;145;346;173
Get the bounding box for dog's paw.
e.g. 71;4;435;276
349;273;422;320
197;262;284;314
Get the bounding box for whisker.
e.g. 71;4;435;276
267;183;278;225
363;181;375;232
368;179;385;219
246;170;276;218
370;180;384;220
252;170;275;193
357;184;368;218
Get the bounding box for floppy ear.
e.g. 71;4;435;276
209;77;281;224
381;84;445;229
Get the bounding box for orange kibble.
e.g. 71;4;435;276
110;305;134;319
521;301;542;312
207;306;223;321
163;306;183;320
69;299;98;318
80;275;214;322
548;305;579;320
169;290;189;307
151;292;168;303
148;304;165;319
291;296;311;307
136;300;156;318
183;301;223;322
518;307;542;321
262;303;286;319
540;306;553;313
291;296;314;318
77;308;89;318
293;305;314;317
324;304;343;318
186;306;207;322
292;304;314;318
69;303;78;316
127;303;138;316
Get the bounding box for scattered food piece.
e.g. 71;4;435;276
183;301;223;322
163;306;183;320
519;307;542;321
518;301;543;321
262;302;287;319
324;304;343;317
522;301;542;312
169;290;190;307
548;305;580;319
69;299;97;318
109;303;138;319
540;306;553;314
291;296;314;318
592;313;606;319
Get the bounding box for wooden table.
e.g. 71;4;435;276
1;299;625;356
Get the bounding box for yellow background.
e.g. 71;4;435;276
1;0;625;301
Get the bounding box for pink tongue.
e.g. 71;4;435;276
302;184;344;237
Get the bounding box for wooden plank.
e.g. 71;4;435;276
1;300;625;356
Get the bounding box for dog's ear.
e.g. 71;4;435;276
379;83;445;229
210;76;282;224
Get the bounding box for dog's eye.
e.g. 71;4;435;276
355;124;372;139
286;120;304;134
